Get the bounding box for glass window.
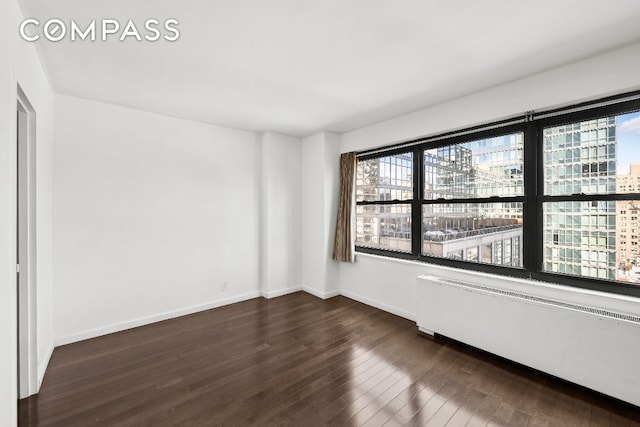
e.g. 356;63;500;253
357;153;413;202
424;133;524;200
543;199;638;283
480;244;491;263
356;204;411;252
422;203;523;267
542;110;640;285
544;111;640;196
504;239;512;266
355;99;640;295
466;247;478;262
494;241;503;265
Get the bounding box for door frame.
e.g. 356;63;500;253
17;84;38;399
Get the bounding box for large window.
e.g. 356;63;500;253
422;133;524;267
355;96;640;296
542;111;640;285
355;152;413;252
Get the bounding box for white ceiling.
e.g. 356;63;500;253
18;0;640;137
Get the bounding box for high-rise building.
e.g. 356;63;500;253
355;153;413;252
542;117;617;280
422;140;523;265
616;163;640;280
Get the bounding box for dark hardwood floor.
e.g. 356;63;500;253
19;292;640;426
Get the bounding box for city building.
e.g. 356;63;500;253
616;162;640;280
356;152;413;251
542;117;618;280
357;140;523;266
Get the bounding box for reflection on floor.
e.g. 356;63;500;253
19;292;640;426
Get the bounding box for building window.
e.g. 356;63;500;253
354;96;640;295
355;152;413;252
542;110;640;285
421;133;524;267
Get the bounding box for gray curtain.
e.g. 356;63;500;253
333;152;356;262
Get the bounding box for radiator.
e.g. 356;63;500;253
417;274;640;407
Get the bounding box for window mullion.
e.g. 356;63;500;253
523;121;541;273
412;146;423;256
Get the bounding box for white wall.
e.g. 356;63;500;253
342;42;640;153
260;132;302;297
338;41;640;318
301;132;340;298
340;254;423;320
0;0;55;424
53;95;262;344
322;133;340;298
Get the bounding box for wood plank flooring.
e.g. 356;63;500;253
18;292;640;426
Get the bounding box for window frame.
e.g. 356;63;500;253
355;150;415;254
355;94;640;298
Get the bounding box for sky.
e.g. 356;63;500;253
617;111;640;175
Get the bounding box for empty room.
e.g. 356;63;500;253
3;0;640;426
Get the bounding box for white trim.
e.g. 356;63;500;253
41;287;409;387
418;326;434;336
340;289;416;321
17;85;38;398
53;287;344;347
37;343;54;390
262;285;302;299
54;291;262;346
302;286;340;300
354;251;424;267
262;285;341;300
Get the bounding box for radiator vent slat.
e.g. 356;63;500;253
433;278;640;325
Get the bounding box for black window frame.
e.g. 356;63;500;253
355;149;415;254
355;92;640;298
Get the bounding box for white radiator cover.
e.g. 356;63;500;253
417;271;640;407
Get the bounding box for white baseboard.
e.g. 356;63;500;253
262;285;303;299
302;286;340;300
37;342;55;390
54;291;262;346
53;287;413;349
43;286;415;393
418;326;435;336
261;285;340;300
340;289;416;321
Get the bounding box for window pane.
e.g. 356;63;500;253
424;133;524;200
422;203;523;267
543;200;640;285
356;204;411;252
543;111;640;195
356;153;413;202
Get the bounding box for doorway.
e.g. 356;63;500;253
17;85;37;399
